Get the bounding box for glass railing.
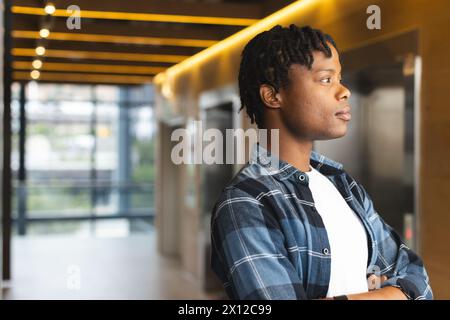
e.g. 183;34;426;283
11;180;155;236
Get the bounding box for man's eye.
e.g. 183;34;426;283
320;77;332;83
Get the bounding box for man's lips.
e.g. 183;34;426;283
335;106;351;121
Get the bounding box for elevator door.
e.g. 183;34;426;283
314;38;419;250
201;102;235;291
202;103;235;221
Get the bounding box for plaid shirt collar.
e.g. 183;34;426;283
250;143;344;180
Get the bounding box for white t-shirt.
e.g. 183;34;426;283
305;166;369;297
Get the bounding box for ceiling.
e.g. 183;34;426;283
10;0;296;86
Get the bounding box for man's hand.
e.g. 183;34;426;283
318;275;408;300
346;286;408;300
346;275;408;300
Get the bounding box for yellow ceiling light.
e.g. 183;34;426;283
154;0;317;84
31;59;43;69
35;46;46;56
12;30;218;48
39;28;50;38
13;71;153;84
30;70;40;79
11;6;258;26
44;3;56;15
12;48;187;63
13;61;166;75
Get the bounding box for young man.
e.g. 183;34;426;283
210;25;432;300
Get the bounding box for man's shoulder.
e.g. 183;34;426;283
223;162;278;197
211;163;281;228
212;162;280;216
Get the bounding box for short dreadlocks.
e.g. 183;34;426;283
238;24;337;128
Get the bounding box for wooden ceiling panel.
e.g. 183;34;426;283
10;0;296;85
13;16;241;41
13;38;203;56
12;56;175;68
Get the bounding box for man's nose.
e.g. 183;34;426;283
338;84;351;100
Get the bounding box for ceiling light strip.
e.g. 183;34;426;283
11;6;258;26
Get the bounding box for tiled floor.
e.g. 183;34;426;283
2;231;216;300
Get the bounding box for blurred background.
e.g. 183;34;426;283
1;0;450;299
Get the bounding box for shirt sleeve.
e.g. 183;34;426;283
356;182;433;300
210;186;308;300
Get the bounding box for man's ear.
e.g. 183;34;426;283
259;84;282;109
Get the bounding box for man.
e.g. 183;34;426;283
210;25;432;300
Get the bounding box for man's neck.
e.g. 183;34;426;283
266;128;313;173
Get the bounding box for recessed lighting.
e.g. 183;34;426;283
32;59;43;69
39;28;50;38
44;3;56;15
35;46;46;56
30;70;40;79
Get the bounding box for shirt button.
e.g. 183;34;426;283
298;174;306;181
322;248;330;255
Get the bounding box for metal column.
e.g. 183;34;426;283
2;0;12;280
17;82;27;235
118;87;131;215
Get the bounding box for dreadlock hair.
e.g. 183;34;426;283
238;24;338;128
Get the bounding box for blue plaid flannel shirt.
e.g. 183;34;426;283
210;144;433;300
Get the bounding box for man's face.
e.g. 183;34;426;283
277;44;351;141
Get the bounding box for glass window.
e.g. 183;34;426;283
11;82;155;236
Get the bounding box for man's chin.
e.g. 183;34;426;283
316;130;348;141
